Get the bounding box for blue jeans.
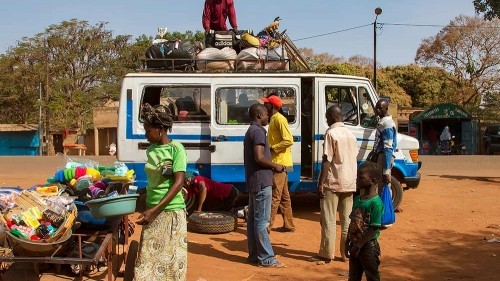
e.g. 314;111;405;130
247;185;277;266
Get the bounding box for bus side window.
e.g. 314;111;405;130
359;87;376;128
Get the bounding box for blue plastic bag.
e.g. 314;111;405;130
380;184;396;225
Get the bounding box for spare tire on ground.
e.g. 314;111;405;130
188;212;237;234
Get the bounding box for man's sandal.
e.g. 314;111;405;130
258;262;287;268
307;256;332;264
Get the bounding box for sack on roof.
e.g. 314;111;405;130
236;47;289;70
196;47;237;71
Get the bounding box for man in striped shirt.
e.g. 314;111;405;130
373;99;397;187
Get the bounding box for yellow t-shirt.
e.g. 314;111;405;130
268;113;293;167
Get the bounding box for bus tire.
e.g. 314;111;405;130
188;212;237;234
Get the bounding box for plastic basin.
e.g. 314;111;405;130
75;201;122;230
85;194;139;219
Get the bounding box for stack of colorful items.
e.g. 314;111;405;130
47;161;135;203
45;160;137;229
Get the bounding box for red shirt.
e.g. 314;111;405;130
190;176;233;201
202;0;238;31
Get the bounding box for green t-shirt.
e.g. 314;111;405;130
144;141;187;211
348;195;384;242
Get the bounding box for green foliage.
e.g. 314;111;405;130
473;0;500;20
415;16;500;108
160;30;205;45
317;62;412;107
0;19;137;132
385;65;463;107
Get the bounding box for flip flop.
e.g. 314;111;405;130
308;256;331;264
258;262;287;268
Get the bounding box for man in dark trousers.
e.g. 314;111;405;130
202;0;238;33
244;103;286;268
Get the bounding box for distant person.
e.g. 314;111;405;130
262;94;296;233
309;105;358;264
202;0;238;46
440;126;452;154
346;161;384;281
244;103;286;268
427;126;438;155
184;172;239;213
238;93;249;105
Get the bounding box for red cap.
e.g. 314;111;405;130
261;95;282;109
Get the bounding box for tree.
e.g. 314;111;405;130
415;15;500;108
0;19;138;154
161;30;205;45
474;0;500;20
317;62;412;107
298;47;340;70
0;52;41;124
385;64;464;107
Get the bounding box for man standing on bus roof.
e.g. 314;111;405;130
202;0;238;33
262;94;296;233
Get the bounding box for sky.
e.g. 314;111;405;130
0;1;477;66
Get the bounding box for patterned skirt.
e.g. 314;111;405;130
134;210;187;281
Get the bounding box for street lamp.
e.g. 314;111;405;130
373;7;382;90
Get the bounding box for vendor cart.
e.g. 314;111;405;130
0;215;131;281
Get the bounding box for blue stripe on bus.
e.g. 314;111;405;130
314;134;374;142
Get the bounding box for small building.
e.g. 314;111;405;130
0;124;40;156
408;103;478;155
87;102;118;156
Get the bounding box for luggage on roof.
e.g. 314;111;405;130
144;40;196;70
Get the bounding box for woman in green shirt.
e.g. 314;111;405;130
134;103;188;281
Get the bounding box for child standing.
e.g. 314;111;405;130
346;162;384;281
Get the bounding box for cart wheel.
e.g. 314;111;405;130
124;240;139;281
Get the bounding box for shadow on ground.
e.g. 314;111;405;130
381;228;500;280
428;175;500;183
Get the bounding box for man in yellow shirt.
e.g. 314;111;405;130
262;94;296;232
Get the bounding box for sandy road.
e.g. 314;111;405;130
0;155;498;281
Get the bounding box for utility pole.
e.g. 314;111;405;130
45;51;52;155
373;7;382;91
39;83;43;156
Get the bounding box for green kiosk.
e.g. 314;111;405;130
408;103;477;155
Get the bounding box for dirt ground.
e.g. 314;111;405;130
0;155;499;281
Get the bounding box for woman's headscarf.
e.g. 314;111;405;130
142;103;174;132
440;126;451;141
